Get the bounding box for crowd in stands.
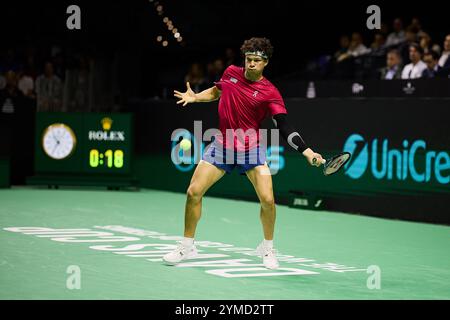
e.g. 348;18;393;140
2;18;448;113
0;46;96;115
0;43;232;111
182;20;450;90
313;18;450;80
182;47;238;93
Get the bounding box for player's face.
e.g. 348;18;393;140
245;55;268;74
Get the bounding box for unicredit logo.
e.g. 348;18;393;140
343;134;450;184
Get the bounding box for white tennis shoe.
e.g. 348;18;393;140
256;242;279;270
163;243;198;265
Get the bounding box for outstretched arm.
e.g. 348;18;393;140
174;82;221;106
272;113;325;167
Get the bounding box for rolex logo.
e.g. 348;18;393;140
90;117;124;141
101;117;113;131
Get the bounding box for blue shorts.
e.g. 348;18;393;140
202;141;267;174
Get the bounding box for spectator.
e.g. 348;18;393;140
419;32;441;55
401;43;427;79
348;32;370;56
224;48;238;67
17;67;35;99
184;63;207;92
65;56;91;112
399;26;419;63
370;33;386;51
337;32;370;62
206;58;225;83
52;52;67;81
0;71;26;114
379;22;390;39
35;61;63;112
410;17;426;39
213;58;225;76
438;34;450;69
380;49;403;79
422;51;444;78
385;18;406;47
334;35;350;61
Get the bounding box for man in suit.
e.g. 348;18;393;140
438;34;450;68
422;51;444;78
380;49;403;79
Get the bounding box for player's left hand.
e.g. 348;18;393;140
174;82;197;106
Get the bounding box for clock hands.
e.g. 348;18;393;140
51;141;59;155
43;124;76;160
52;131;60;145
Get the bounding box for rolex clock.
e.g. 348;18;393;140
32;112;132;176
42;123;77;160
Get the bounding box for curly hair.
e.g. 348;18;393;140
240;37;274;60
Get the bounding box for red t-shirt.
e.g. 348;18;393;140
214;65;287;151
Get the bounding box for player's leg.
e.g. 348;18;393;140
245;163;279;269
184;160;225;237
163;160;225;265
245;163;276;240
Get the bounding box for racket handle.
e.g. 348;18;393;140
312;158;326;165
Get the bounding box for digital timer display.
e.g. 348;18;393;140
89;149;124;168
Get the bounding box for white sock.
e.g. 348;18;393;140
182;237;194;247
263;239;273;248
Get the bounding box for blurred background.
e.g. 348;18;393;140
1;0;449;224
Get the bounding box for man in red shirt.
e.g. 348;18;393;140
164;38;324;269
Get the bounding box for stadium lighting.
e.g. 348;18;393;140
150;1;185;45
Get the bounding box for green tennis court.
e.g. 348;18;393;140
1;187;449;300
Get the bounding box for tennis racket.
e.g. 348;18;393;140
312;152;352;176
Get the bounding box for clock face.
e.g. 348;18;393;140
42;123;77;160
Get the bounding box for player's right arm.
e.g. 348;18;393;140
174;82;221;106
272;113;325;167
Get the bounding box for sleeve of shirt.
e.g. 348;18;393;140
267;88;287;116
213;65;232;90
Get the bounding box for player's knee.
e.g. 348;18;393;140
260;194;275;209
186;185;203;201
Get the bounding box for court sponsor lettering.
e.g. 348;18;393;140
3;226;366;278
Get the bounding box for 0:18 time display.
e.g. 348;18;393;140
89;149;124;168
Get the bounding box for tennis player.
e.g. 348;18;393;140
164;37;324;269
